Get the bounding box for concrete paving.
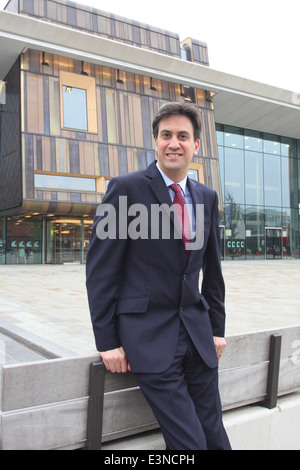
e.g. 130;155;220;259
0;259;299;357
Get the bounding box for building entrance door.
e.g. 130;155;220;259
46;219;82;264
265;228;283;259
46;218;93;264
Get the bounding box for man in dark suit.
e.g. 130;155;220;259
86;102;231;450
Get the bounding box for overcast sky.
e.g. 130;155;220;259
1;0;299;92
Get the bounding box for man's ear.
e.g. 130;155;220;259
193;138;200;155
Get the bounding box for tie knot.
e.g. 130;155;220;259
170;183;182;194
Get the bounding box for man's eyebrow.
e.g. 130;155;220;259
159;129;190;135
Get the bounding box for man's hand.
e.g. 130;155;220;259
213;337;227;360
100;347;131;373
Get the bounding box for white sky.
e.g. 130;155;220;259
1;0;300;92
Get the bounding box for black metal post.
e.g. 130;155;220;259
261;334;282;409
86;361;106;450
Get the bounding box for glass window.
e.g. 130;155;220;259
224;126;244;149
35;174;96;192
264;154;282;207
62;86;88;131
224;147;245;204
263;133;280;155
188;169;199;181
6;218;42;264
265;207;282;227
180;45;191;61
59;71;98;134
216;124;224;146
281;157;291;208
245;206;265;259
281;137;297;158
245;151;263;205
217;145;225;200
283;208;299;258
224;204;246;260
244;130;263;152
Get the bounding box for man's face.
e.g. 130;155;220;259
155;114;200;182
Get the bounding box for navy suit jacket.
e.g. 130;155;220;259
86;161;226;373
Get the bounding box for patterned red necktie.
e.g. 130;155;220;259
170;183;191;260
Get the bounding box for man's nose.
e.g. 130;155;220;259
168;136;180;148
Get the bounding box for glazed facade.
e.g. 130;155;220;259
217;125;300;260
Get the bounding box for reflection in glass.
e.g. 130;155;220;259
224;203;246;260
5;218;42;264
187;169;199;181
265;228;283;259
46;218;93;264
224;126;244;149
35;174;96;192
217;124;299;260
264;154;281;207
263;133;280;154
244;130;263;152
245;206;265;259
225;147;244;204
245;151;263;205
281;137;296;158
62;86;88;131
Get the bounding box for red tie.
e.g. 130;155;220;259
170;183;191;259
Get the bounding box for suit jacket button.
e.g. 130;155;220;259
183;274;187;281
179;306;183;313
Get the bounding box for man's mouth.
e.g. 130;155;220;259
165;153;183;158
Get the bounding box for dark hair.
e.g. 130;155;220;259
152;102;201;141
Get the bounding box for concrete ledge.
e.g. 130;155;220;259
224;392;300;450
102;392;300;450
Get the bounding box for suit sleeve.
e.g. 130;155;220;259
86;177;128;352
201;191;226;338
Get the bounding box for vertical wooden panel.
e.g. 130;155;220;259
141;96;152;149
26;74;42;134
55;138;68;173
81;141;96;175
105;89;119;144
43;137;51;172
49;77;60;136
69;140;80;174
118;146;128;175
50;137;57;172
108;145;119;177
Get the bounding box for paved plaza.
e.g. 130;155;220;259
0;260;299;357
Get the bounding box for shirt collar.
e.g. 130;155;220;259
156;162;188;196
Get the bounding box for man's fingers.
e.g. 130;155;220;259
100;347;129;373
213;337;227;360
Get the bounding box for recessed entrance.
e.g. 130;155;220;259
265;227;283;260
46;218;92;264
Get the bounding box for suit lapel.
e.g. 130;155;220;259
187;177;204;207
145;161;171;206
145;161;183;242
186;178;205;265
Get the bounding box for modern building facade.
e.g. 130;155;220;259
0;0;299;264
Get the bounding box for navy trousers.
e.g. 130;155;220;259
133;322;231;450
